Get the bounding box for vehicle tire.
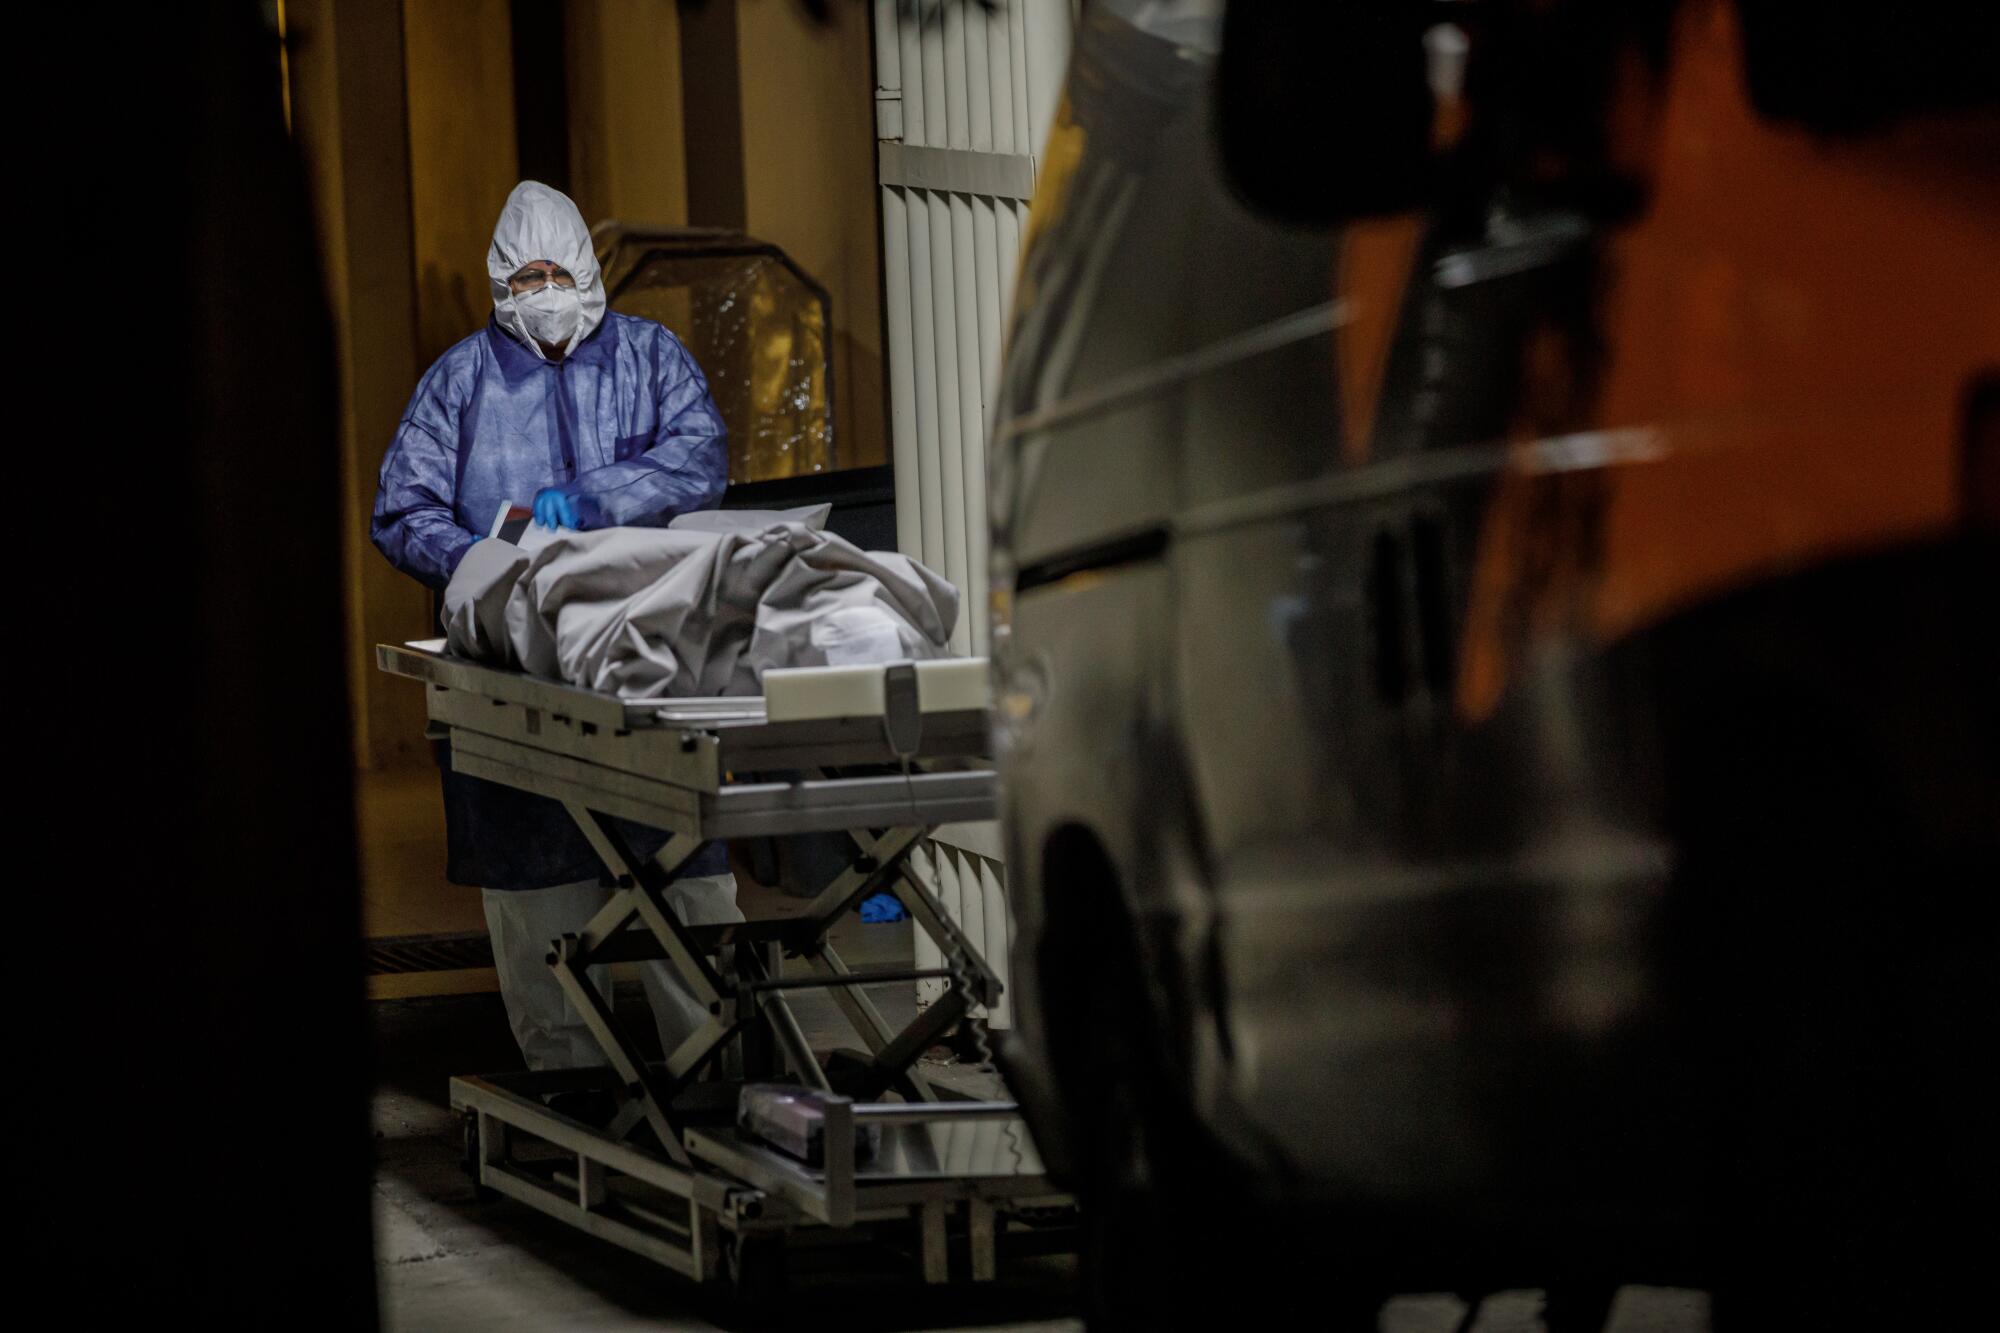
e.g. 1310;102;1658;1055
1070;926;1311;1330
1051;843;1388;1329
1073;952;1177;1331
459;1113;498;1202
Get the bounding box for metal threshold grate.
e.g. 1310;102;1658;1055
367;931;494;976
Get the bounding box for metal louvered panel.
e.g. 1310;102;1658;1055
876;1;1072;1028
875;0;1071;658
909;836;1015;1029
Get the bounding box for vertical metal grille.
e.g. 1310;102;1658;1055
875;0;1071;1030
909;839;1016;1029
875;0;1070;658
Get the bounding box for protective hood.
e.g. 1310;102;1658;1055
488;181;607;359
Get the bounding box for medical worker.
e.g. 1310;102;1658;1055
373;181;741;1082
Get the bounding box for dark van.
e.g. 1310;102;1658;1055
988;2;1997;1325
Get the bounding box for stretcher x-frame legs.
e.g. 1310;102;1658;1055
543;800;1003;1163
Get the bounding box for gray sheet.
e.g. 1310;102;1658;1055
443;522;959;698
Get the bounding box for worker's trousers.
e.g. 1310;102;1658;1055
482;874;742;1071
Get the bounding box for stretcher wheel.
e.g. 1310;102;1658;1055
722;1232;787;1306
459;1113;498;1202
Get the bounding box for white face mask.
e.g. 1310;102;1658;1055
514;284;582;351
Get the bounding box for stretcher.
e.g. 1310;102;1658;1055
377;640;1072;1292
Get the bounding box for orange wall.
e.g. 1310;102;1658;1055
291;0;434;770
404;0;520;369
733;0;889;469
1455;0;2000;721
567;0;690;229
1587;0;2000;640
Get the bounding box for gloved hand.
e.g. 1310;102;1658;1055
533;488;581;530
858;892;908;924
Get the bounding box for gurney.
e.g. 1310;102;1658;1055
377;640;1072;1292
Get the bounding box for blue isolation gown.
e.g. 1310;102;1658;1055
373;312;732;889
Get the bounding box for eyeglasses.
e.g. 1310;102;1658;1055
508;265;578;293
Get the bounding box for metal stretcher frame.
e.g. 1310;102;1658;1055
377;641;1072;1286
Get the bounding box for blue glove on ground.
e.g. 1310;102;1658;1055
532;488;581;530
858;892;908;924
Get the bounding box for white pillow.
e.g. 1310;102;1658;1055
668;503;832;534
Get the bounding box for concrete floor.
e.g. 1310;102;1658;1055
370;900;1083;1332
372;1000;1091;1332
361;764;1710;1330
368;970;1710;1332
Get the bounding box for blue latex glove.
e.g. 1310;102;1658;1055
858;892;908;924
532;488;581;530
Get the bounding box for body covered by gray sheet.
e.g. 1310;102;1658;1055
443;522;959;698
